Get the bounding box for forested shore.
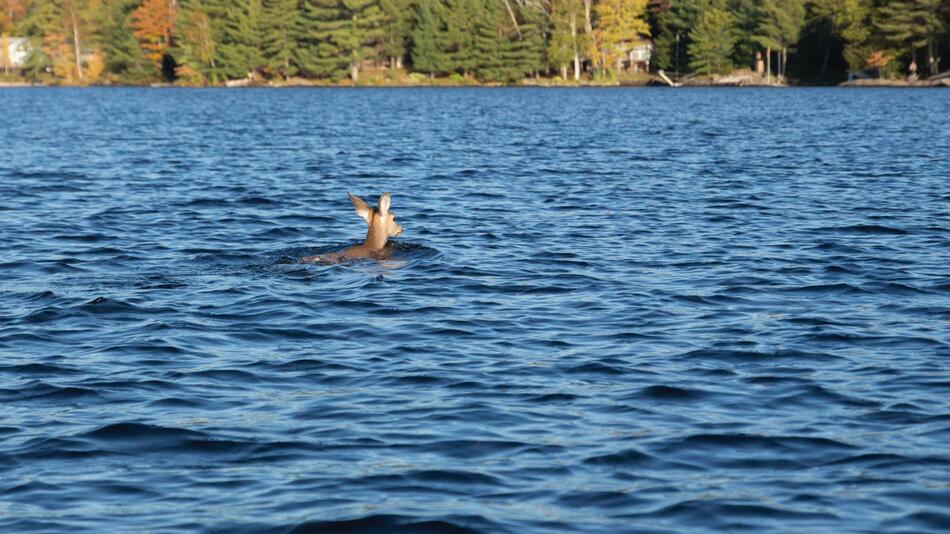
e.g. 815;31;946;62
1;0;947;87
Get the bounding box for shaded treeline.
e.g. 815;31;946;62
0;0;947;84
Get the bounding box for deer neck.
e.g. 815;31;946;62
363;223;388;251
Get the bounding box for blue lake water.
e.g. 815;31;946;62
0;87;948;533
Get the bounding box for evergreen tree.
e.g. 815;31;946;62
688;6;735;73
208;0;263;79
344;0;386;80
172;1;217;83
295;0;351;78
874;0;944;76
754;0;805;79
410;0;446;75
296;0;383;80
472;0;508;80
98;0;153;82
729;0;760;69
443;0;479;76
380;0;412;68
651;0;720;74
516;3;547;76
261;0;298;79
651;8;674;71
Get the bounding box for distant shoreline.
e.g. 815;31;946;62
2;78;946;89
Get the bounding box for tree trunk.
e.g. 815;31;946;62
778;48;782;81
766;47;771;85
777;47;783;82
928;40;936;77
71;8;83;80
560;65;567;79
571;13;580;81
783;47;787;80
351;63;359;82
2;34;9;75
501;0;521;38
583;0;593;35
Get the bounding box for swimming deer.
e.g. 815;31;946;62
302;192;403;263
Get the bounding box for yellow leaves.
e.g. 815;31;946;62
174;64;205;86
1;34;10;71
85;47;105;81
590;0;650;73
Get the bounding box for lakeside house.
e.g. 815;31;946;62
2;37;30;69
624;38;653;74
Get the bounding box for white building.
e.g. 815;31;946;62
2;37;30;68
625;39;654;74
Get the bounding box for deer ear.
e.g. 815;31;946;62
349;193;372;224
378;192;391;216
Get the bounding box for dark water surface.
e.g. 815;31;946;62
1;87;948;533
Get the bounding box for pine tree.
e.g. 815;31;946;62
836;0;873;71
212;0;264;79
807;0;872;77
295;0;350;78
874;0;944;76
754;0;805;80
730;0;760;69
261;0;298;78
410;0;445;75
172;1;216;83
516;3;547;77
96;0;153;82
469;0;521;82
380;0;412;68
296;0;383;80
344;0;386;80
688;6;735;73
653;0;720;74
443;0;479;76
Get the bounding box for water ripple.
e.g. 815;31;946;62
0;87;947;532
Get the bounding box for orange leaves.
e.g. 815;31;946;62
131;0;176;67
0;0;31;32
866;50;892;69
85;47;105;80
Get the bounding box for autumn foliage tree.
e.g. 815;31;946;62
590;0;649;77
1;0;31;32
3;0;947;85
131;0;174;69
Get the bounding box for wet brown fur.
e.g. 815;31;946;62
302;192;403;263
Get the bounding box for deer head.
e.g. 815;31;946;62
349;192;403;251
